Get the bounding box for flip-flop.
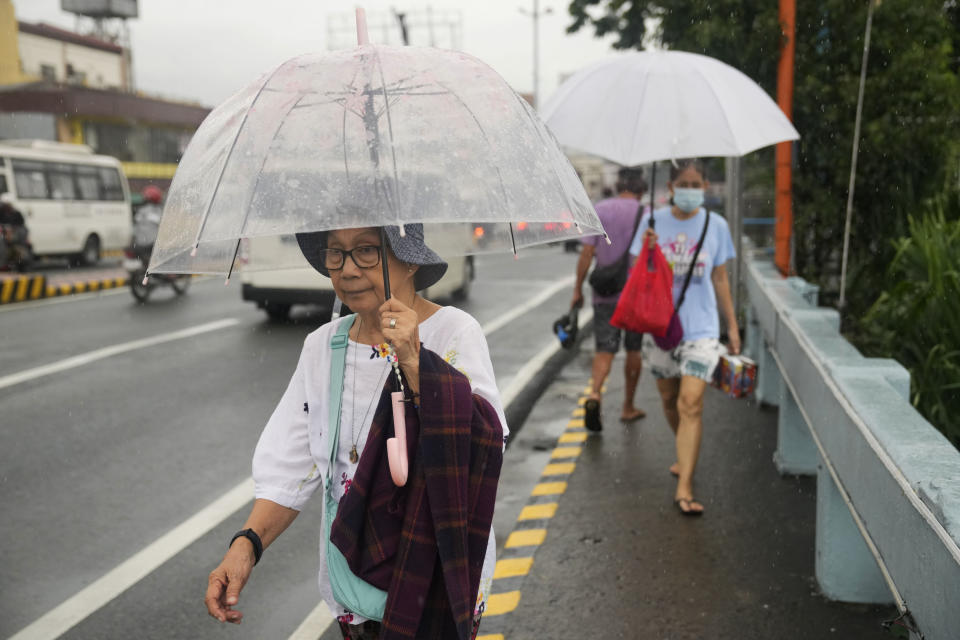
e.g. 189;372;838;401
674;497;704;517
620;408;646;422
584;398;602;432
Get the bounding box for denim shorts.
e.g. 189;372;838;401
593;302;644;353
641;334;727;381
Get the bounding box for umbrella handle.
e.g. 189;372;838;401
356;8;369;46
380;227;391;301
387;391;408;486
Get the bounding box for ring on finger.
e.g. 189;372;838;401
389;317;397;329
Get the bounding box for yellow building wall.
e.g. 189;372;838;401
0;0;26;85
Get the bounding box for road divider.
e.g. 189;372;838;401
0;318;242;391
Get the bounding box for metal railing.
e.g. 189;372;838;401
743;256;960;640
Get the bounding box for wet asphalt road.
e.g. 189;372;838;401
0;246;582;640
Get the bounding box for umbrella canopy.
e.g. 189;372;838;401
539;50;799;166
148;44;603;276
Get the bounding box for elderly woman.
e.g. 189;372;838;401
204;224;507;640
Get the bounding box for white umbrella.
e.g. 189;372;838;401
539;50;799;166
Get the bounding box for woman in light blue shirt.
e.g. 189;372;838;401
629;159;740;516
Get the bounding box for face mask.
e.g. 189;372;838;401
673;188;704;213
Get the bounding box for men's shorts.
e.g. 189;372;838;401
593;302;644;353
641;334;727;381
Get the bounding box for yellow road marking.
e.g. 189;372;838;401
505;528;547;548
532;481;567;496
572;408;585;417
59;284;72;295
494;557;533;579
559;432;587;444
30;277;44;299
476;635;504;640
88;280;100;291
542;462;576;476
73;282;86;293
1;279;14;303
15;277;29;301
550;446;582;459
46;285;56;297
484;591;521;616
116;277;127;287
518;503;557;520
568;418;585;427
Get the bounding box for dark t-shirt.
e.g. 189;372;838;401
0;205;25;227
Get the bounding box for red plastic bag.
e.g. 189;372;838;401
610;242;674;336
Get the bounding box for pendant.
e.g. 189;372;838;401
349;445;359;464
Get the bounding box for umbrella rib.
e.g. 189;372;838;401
342;66;363;183
236;94;308;242
187;59;295;257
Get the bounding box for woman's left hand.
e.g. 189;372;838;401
380;298;420;373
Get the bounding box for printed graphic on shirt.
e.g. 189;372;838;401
663;231;706;283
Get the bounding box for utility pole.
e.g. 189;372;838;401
774;0;796;276
519;1;552;109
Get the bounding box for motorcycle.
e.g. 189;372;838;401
124;245;191;302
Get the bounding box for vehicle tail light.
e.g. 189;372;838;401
473;226;485;239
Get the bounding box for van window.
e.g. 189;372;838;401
98;167;125;201
12;160;49;199
75;165;100;200
47;162;77;200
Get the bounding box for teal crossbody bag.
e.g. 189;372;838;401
324;315;387;621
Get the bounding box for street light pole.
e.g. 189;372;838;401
520;2;552;110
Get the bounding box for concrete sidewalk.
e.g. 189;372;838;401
480;336;897;639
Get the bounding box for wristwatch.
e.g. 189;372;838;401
229;528;263;565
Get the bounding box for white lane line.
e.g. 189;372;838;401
480;275;574;336
287;603;336;640
8;479;256;640
290;279;584;639
499;307;594;408
0;318;242;391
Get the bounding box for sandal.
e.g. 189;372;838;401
584;398;602;432
674;497;704;517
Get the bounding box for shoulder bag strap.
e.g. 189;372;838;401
675;210;711;311
327;315;355;485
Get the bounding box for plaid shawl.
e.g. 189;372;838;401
330;347;504;640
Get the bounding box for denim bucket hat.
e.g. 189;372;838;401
296;223;448;291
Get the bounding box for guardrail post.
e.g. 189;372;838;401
815;454;895;604
755;338;782;406
774;383;818;475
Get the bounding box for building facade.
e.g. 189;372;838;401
0;0;209;192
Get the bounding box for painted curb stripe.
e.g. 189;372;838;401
572;408;585;417
567;418;585;428
484;591;521;616
0;279;13;303
518;503;558;520
558;432;587;444
542;462;575;476
493;557;534;579
476;635;505;640
0;273;133;304
550;446;582;459
531;482;567;496
504;529;547;548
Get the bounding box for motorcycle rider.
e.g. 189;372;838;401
0;192;32;270
132;186;163;262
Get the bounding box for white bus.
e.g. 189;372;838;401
0;140;132;265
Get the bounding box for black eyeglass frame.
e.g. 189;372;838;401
320;245;382;271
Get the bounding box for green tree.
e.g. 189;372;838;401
567;0;960;315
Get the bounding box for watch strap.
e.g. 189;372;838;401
230;528;263;565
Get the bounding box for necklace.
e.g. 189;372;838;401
349;317;390;464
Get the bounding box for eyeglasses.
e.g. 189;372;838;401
319;245;381;270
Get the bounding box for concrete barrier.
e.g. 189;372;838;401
745;256;960;640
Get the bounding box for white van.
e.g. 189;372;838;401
240;228;475;320
0;140;132;265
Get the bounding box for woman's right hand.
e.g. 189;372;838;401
643;228;659;249
205;541;255;624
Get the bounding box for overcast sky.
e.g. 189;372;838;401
13;0;624;109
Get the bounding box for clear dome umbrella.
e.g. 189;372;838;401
146;12;604;284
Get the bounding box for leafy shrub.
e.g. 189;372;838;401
859;206;960;444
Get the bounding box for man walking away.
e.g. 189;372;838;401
571;167;648;432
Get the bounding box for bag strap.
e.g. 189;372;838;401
675;210;711;311
327;315;355;484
